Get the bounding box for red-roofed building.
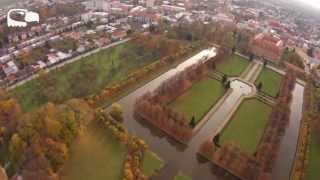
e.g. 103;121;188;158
249;33;284;62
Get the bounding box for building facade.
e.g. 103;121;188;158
249;33;284;62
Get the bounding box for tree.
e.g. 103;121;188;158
110;103;123;122
222;74;228;84
263;60;267;67
232;46;236;54
189;116;196;128
257;82;263;91
213;134;220;147
212;62;216;70
225;81;231;89
9;134;26;163
249;54;254;61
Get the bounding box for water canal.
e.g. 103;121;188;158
110;47;305;180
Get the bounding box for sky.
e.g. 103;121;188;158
296;0;320;9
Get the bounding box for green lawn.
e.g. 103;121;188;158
170;77;224;124
11;42;160;112
61;126;126;180
142;150;164;177
255;68;282;97
306;132;320;180
216;55;249;76
174;172;192;180
220;99;272;154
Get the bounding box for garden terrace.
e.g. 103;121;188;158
255;68;282;97
306;131;320;180
135;51;223;143
11;36;189;112
220;98;272;154
216;54;249;76
199;71;297;180
170;77;224;124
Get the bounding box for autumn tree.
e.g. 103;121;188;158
110;103;123;122
9;133;26;164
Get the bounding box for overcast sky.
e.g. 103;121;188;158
295;0;320;9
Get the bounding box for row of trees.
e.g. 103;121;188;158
96;109;149;180
199;141;261;180
291;79;320;179
0;89;96;180
256;70;297;177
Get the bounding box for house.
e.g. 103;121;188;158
47;53;60;64
2;61;19;77
249;33;284;62
111;31;127;41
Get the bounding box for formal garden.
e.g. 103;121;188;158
170;77;224;124
255;68;282;97
216;54;249;76
199;70;297;179
219;98;272;154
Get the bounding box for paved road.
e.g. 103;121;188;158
7;38;131;90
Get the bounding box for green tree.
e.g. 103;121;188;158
189;116;196;127
257;82;263;91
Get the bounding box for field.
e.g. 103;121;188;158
61;126;126;180
306;132;320;180
174;172;192;180
220;99;272;154
170;77;224;124
11;42;160;112
142;150;164;177
255;68;282;97
216;55;249;76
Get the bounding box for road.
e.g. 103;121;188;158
7;38;130;90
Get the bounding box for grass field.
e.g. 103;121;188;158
255;68;282;97
11;42;160;112
220;99;272;154
174;172;192;180
306;132;320;180
61;126;126;180
170;77;224;124
142;150;164;177
216;55;249;76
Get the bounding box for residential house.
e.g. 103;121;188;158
111;31;127;41
2;61;19;77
